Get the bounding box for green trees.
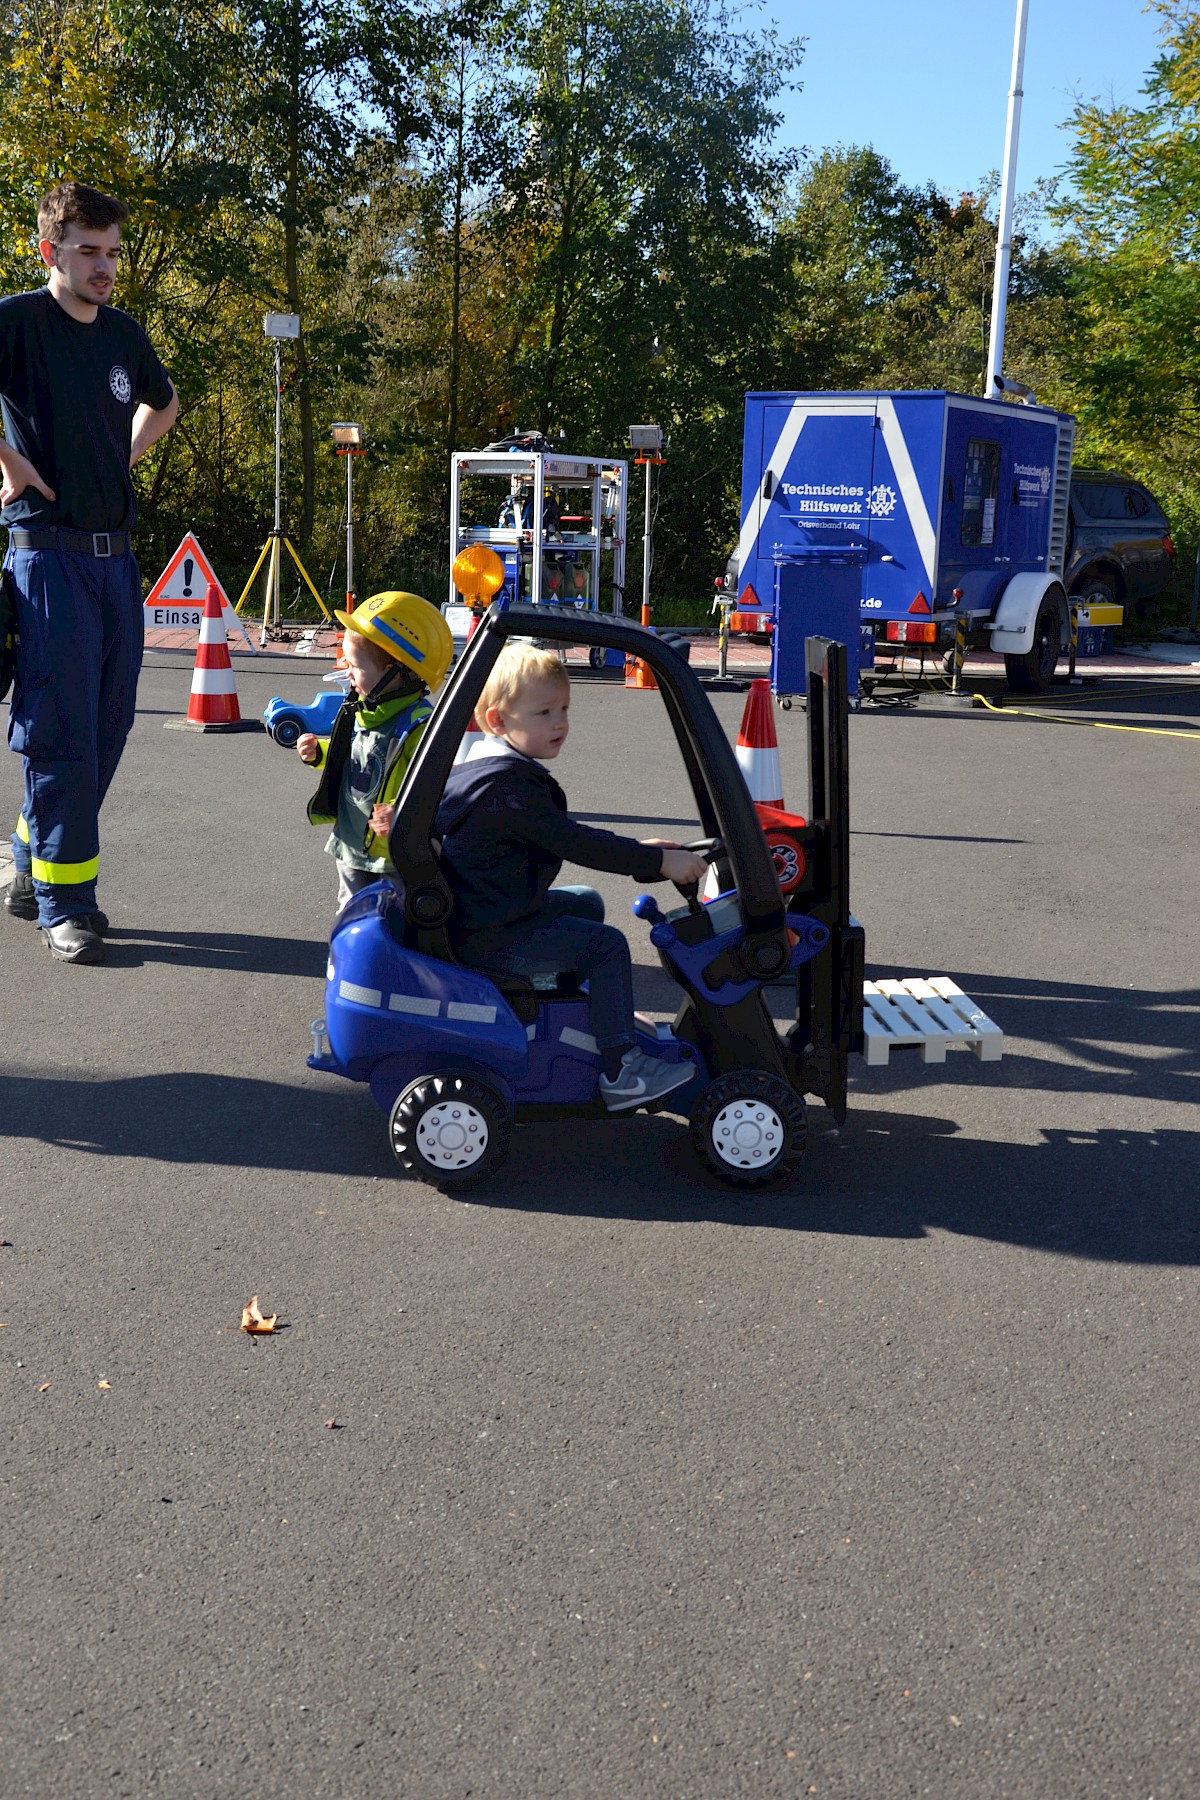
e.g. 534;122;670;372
1052;0;1200;541
487;0;801;592
0;0;1194;610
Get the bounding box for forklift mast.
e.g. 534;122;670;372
787;637;865;1123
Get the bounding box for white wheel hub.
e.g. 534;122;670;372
709;1098;785;1170
415;1100;489;1170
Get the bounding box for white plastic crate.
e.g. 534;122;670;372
861;976;1003;1066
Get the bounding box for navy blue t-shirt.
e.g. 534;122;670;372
0;286;173;533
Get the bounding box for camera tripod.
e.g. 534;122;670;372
235;332;336;646
235;525;333;647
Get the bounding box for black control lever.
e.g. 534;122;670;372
675;837;724;916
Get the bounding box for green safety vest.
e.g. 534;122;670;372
307;690;432;862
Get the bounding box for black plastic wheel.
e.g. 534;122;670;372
271;716;302;749
690;1069;807;1190
389;1072;511;1191
1004;593;1063;694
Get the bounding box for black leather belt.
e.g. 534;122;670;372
9;528;130;558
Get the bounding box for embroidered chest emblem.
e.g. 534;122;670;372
109;365;132;403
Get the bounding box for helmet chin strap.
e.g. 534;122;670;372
355;661;421;711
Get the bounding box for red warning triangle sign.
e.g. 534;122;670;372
143;533;253;646
738;583;760;610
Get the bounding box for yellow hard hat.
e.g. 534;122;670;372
336;591;454;691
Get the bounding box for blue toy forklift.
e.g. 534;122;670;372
307;604;865;1193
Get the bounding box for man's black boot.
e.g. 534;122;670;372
3;872;37;921
5;873;108;934
42;918;105;965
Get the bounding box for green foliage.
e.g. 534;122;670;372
1052;0;1200;560
0;0;1196;614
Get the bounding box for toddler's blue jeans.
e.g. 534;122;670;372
461;886;635;1057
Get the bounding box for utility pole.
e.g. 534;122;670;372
984;0;1031;399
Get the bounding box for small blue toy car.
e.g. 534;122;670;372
263;684;348;748
307;604;864;1193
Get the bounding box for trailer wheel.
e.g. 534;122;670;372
390;1072;511;1191
690;1070;807;1190
1004;594;1062;693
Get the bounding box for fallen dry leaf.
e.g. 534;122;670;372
98;1379;112;1390
38;1383;50;1393
241;1294;279;1334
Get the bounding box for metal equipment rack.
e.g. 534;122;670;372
448;450;628;614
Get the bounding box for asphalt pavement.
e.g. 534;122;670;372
2;649;1199;1799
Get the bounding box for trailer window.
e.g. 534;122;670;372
961;440;1001;546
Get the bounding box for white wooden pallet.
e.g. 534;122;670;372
861;976;1003;1067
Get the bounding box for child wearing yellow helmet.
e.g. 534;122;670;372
297;591;453;911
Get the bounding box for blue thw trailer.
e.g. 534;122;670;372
732;391;1090;696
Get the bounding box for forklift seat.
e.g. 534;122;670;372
386;853;587;1025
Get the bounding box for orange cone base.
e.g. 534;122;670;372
165;715;264;733
624;655;657;690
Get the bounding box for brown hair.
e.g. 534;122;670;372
37;182;128;245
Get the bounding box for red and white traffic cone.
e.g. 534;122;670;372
735;679;783;806
704;682;807;904
166;583;260;733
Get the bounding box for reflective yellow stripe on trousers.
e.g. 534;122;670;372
17;813;98;883
31;854;100;884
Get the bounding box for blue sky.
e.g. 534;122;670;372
763;0;1166;200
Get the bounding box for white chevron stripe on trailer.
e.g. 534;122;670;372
559;1026;599;1055
734;396;936;589
734;398;877;584
875;397;937;587
861;977;1003;1066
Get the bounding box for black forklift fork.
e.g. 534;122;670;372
786;637;865;1123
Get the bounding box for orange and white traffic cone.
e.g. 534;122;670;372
735;679;783;806
166;583;261;733
704;683;807;904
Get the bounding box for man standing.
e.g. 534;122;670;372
0;181;177;964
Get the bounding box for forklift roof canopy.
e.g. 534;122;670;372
389;603;789;948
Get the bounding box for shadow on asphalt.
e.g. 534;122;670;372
4;959;1198;1261
101;928;328;976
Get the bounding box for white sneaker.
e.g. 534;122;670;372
599;1049;694;1113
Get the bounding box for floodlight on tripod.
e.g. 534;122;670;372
331;422;365;614
233;313;331;640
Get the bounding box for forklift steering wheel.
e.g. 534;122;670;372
674;837;724;906
680;836;724;863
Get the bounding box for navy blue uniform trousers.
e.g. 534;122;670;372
6;544;143;927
